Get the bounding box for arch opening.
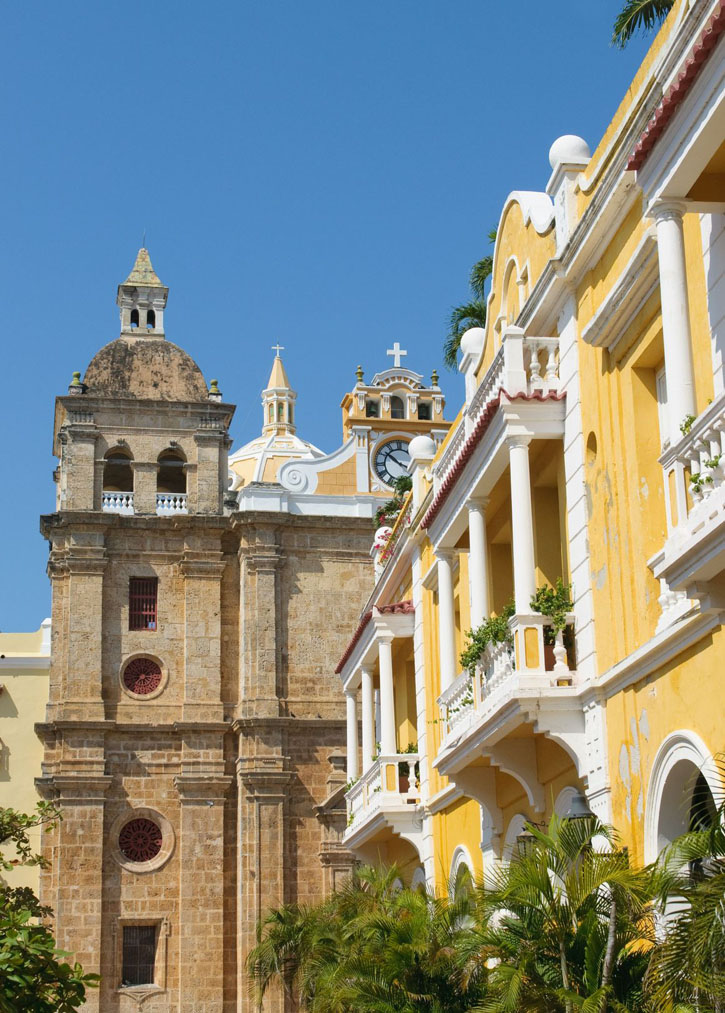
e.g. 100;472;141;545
146;309;156;329
390;395;405;420
157;450;186;494
103;447;134;492
130;308;139;328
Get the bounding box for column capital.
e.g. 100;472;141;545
376;631;395;647
467;496;489;513
506;434;532;451
651;198;688;223
344;688;357;700
435;547;455;564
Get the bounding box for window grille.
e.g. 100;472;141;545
122;925;156;987
129;578;158;631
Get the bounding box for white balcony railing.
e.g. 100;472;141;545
156;493;188;515
101;491;134;515
434;334;560;487
438;614;576;748
345;753;421;833
656;392;725;592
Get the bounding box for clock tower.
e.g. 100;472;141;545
340;343;450;494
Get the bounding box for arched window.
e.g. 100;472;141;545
449;846;474;899
418;401;431;420
288;403;294;425
390;395;405;420
103;447;133;492
645;731;721;864
366;400;379;418
157;450;186;494
130;308;139;328
277;403;284;421
268;405;274;423
146;309;156;329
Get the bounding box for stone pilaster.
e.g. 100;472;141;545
175;774;233;1013
180;543;226;723
238;758;292;1013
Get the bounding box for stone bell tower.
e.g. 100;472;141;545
37;248;237;1012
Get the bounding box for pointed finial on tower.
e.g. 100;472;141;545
356;364;364;384
68;370;84;394
431;369;439;387
208;378;222;401
123;247;164;288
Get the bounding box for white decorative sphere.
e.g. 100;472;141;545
460;327;485;357
408;434;437;462
548;134;591;170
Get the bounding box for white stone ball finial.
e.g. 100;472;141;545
548;134;591;170
408;434;437;463
460;327;485;357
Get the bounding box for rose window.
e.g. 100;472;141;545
123;658;162;696
118;818;163;863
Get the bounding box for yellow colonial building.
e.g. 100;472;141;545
0;621;51;890
337;0;725;891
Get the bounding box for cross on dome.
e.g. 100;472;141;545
386;342;407;368
271;343;285;357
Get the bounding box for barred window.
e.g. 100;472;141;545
129;578;158;631
122;925;156;987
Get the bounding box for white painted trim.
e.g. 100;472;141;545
449;844;475;895
644;729;722;864
277;435;357;495
502;812;529;861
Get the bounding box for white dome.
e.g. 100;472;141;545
460;327;485;357
548;134;591;170
408;434;437;462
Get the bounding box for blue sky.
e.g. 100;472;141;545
0;1;650;630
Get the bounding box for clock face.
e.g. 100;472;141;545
374;439;411;487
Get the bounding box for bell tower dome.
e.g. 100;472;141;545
117;247;168;336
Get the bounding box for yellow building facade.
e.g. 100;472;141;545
338;0;725;891
0;621;51;890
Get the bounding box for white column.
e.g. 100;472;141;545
436;549;458;692
345;691;358;781
467;499;489;628
378;637;397;755
508;436;537;614
361;666;375;771
654;201;697;443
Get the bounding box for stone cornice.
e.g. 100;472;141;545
174;774;234;802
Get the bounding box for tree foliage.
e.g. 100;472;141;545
612;0;674;48
0;804;98;1013
444;229;497;371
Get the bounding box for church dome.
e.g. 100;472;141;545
83;336;209;402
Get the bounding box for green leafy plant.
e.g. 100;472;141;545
706;455;721;470
373;476;412;530
680;413;696;436
530;578;573;636
690;472;713;495
459;601;515;675
0;804;99;1012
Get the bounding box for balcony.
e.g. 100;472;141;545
156;493;188;515
436;613;583;778
654;392;725;596
101;491;134;515
344;753;422;850
434;332;561;489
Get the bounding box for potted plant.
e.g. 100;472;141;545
398;741;418;794
530;578;574;674
459;602;515;676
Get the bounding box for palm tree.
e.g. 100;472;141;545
612;0;674;48
456;814;656;1012
645;761;725;1010
444;229;497;371
247;864;488;1011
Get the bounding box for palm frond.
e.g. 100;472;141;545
612;0;674;48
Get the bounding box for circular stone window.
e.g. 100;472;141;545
110;808;175;873
119;818;162;863
123;657;162;696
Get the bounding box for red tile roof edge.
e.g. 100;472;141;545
334;600;414;674
421;390;566;531
628;1;725;171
